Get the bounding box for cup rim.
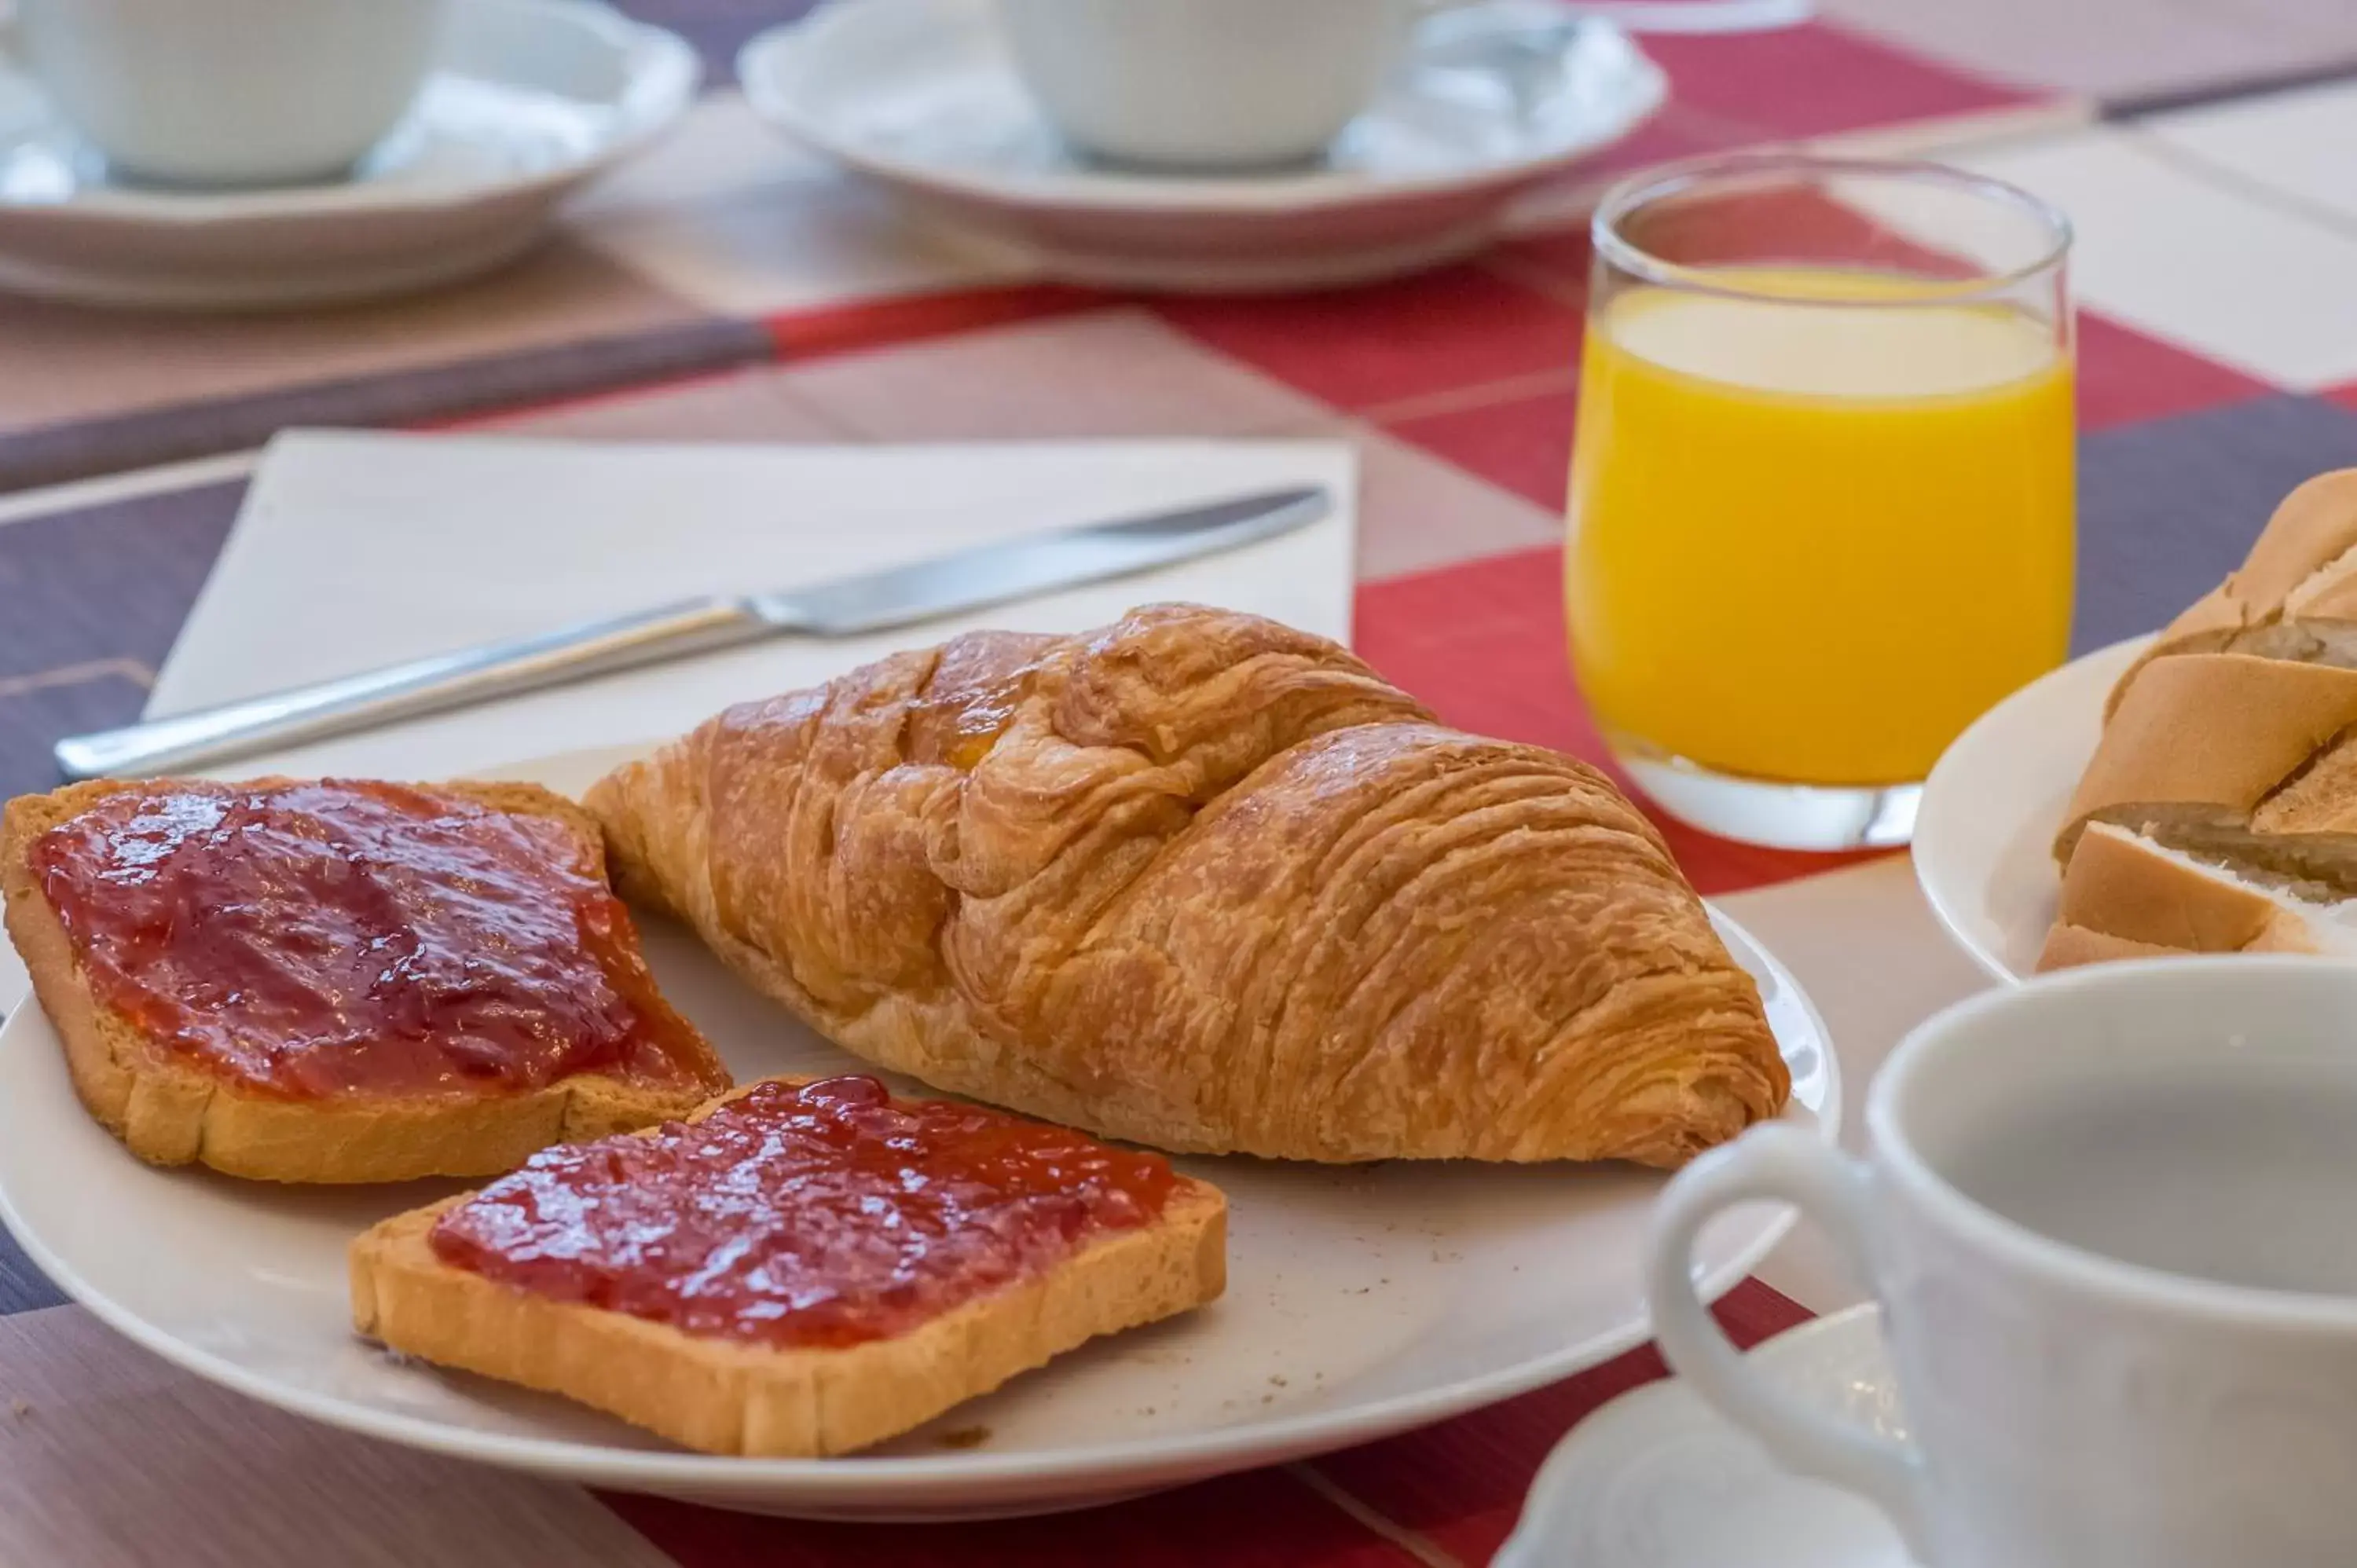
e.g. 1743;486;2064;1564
1868;955;2357;1330
1590;150;2074;309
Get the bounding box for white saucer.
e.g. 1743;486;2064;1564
1497;1305;1917;1568
1912;638;2147;983
0;0;696;309
738;0;1667;292
0;742;1835;1521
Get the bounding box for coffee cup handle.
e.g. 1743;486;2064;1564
1645;1126;1932;1554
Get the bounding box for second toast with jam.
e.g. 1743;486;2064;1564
353;1073;1228;1456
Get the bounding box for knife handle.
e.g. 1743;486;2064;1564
53;596;773;782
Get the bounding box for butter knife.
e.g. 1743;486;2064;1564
54;485;1332;781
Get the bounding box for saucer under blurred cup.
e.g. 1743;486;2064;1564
992;0;1815;173
1648;957;2357;1568
16;0;448;186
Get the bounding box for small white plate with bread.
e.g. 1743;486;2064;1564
1918;469;2357;984
737;0;1666;292
0;607;1835;1520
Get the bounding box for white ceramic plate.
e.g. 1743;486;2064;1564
1912;638;2148;984
738;0;1666;292
1495;1305;1915;1568
0;742;1836;1521
0;0;695;308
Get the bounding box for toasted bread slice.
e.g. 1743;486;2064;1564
350;1076;1228;1457
1;778;728;1184
2037;822;2344;971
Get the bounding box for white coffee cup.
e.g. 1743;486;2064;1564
16;0;449;187
1648;957;2357;1568
993;0;1421;170
992;0;1807;172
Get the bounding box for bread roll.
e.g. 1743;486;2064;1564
2055;470;2357;971
2107;469;2357;716
2058;653;2357;887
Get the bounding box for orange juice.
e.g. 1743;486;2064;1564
1567;269;2073;787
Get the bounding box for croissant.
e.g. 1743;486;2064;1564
585;604;1787;1167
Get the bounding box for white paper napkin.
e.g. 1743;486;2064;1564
148;430;1358;781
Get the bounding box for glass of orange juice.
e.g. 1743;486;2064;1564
1567;154;2073;850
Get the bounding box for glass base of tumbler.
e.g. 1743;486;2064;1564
1611;738;1921;852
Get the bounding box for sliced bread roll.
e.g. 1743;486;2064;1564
2107;469;2357;716
2038;822;2341;971
2055;468;2357;973
2056;652;2357;888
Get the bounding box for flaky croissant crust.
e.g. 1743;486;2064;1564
588;604;1787;1167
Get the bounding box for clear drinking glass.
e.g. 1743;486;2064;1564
1566;153;2074;850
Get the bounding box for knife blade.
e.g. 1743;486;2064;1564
53;485;1332;781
